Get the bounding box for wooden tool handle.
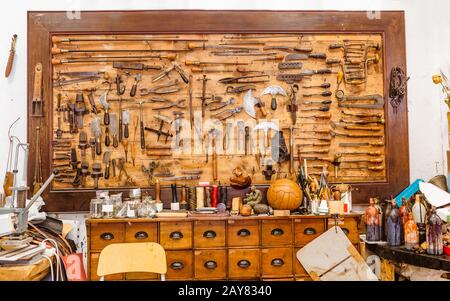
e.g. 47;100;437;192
130;81;138;97
104;164;110;179
140;121;145;149
155;178;161;203
368;166;384;171
185;60;199;66
96;139;102;155
162;53;177;61
33;63;43;100
51;58;63;65
191;67;203;73
52;36;69;43
369;158;383;163
212;152;218;181
368;151;382;156
346;125;380;131
51;47;66;54
5;48;15;78
258;103;267;117
105;127;110;146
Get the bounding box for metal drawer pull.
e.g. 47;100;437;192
237;229;250;237
271;258;284;267
238;260;251;269
342;228;350;235
134;231;148;239
170;262;184;270
203;230;217;238
304;227;317;235
169;231;183;240
271;228;284;236
100;232;114;240
204;261;217;269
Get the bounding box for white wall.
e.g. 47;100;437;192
1;0;449;198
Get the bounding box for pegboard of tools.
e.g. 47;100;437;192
49;33;385;190
27;11;409;211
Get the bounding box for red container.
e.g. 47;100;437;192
211;185;219;208
443;245;450;256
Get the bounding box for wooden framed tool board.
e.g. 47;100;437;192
27;10;409;212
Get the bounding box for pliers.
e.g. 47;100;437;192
152;99;186;110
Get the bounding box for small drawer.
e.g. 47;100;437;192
194;249;227;280
227;220;259;247
166;250;194;280
160;221;192;250
293;248;309;277
125;222;158;243
125;272;158;280
89;253;123;281
261;220;292;246
327;217;359;244
90;223;125;251
261;247;293;277
194;220;225;248
228;249;260;279
294;218;325;246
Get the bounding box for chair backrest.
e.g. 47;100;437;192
97;242;167;277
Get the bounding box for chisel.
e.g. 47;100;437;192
139;101;145;150
339;141;384;147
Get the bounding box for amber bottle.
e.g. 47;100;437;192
365;198;380;241
404;212;419;250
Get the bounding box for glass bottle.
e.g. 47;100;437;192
387;199;402;246
365;198;380;241
382;199;393;241
426;206;443;255
399;197;411;226
404;212;418;250
412;194;426;224
374;198;383;239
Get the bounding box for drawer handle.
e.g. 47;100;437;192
304;228;317;235
170;262;184;270
134;231;148;239
271;228;284;236
237;260;251;269
204;261;217;269
271;258;284;267
342;227;350;235
237;229;251;237
169;231;183;240
100;232;114;240
203;230;217;239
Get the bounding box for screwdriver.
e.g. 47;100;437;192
303;99;332;105
301;106;330;112
303;91;333;97
302;83;331;89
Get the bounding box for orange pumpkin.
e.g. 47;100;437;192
266;179;303;211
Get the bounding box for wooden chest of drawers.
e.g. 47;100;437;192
86;214;361;281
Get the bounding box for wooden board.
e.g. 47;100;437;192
50;33;385;191
26;11;409;211
296;226;378;281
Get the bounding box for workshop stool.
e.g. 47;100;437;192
97;242;167;281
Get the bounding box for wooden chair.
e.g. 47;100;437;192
97;242;167;281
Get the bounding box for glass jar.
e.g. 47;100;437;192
126;200;140;218
96;190;109;199
110;193;123;217
90;199;103;218
101;197;114;218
